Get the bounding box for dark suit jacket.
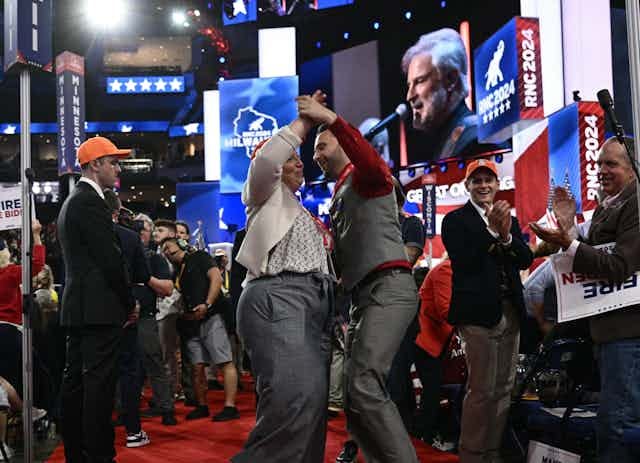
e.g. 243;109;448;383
442;201;533;328
573;182;640;343
114;224;150;287
58;181;134;327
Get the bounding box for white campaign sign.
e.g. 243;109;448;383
0;186;22;231
527;440;580;463
551;242;640;323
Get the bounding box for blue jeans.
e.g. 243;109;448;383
598;338;640;463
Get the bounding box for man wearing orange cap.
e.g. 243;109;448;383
57;136;134;463
441;159;532;463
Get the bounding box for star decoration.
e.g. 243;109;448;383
493;108;500;119
505;99;511;111
109;79;123;92
125;79;137;92
232;0;247;16
140;79;152;92
155;78;167;91
499;102;505;114
170;78;183;91
183;123;200;136
483;114;488;124
488;111;494;122
235;78;277;106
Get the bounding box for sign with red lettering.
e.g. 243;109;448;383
0;185;22;231
551;242;640;322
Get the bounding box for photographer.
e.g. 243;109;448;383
161;238;239;422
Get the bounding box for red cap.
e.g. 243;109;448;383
465;158;498;180
77;136;131;165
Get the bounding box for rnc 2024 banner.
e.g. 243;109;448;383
219;76;299;194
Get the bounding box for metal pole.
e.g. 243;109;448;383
20;67;34;463
626;0;640;231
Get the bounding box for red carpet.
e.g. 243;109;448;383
47;383;459;462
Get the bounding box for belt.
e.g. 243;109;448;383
355;266;411;291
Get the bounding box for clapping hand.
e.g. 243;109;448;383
487;200;512;241
552;187;577;232
529;221;572;250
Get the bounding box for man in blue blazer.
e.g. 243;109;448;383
442;159;532;463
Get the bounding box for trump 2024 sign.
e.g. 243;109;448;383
474;17;543;143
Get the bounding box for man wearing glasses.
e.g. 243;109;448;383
57;136;134;463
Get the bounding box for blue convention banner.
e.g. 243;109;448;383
474;18;518;142
4;0;53;72
222;0;257;26
316;0;354;9
106;76;184;94
548;103;583;212
55;51;85;176
219;76;299;193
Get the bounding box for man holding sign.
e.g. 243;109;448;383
531;136;640;463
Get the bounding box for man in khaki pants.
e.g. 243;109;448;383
442;160;533;463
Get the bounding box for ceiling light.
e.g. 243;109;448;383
85;0;126;30
172;10;186;26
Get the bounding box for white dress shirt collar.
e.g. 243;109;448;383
78;177;105;200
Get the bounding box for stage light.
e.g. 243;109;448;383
172;10;186;26
343;32;350;40
316;41;322;49
495;154;504;163
404;11;412;20
441;0;446;7
85;0;126;30
373;21;380;30
32;184;41;194
425;165;432;174
439;163;448;173
194;9;201;17
458;160;465;169
218;76;225;82
408;168;416;178
219;56;226;63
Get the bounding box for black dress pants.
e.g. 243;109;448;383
61;325;123;463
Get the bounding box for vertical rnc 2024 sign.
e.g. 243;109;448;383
219;76;299;193
56;51;85;176
473;17;543;144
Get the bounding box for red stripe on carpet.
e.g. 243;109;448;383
47;386;458;462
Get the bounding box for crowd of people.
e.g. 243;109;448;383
0;27;639;463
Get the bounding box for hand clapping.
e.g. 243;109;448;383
487;200;512;240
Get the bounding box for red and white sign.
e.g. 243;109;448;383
0;186;23;231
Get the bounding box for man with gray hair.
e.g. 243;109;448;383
403;28;499;160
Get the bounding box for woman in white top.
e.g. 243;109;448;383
233;105;335;463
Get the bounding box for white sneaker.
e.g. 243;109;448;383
0;442;14;461
431;435;455;452
32;407;47;422
126;430;150;448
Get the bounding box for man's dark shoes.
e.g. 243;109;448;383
161;412;178;425
212;406;240;421
185;405;210;420
336;440;359;463
184;398;198;407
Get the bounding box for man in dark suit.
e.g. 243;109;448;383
57;136;133;463
442;159;533;463
531;137;640;463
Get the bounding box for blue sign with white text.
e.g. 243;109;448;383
219;76;299;193
4;0;53;73
474;18;518;143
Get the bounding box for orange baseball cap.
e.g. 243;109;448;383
77;136;131;165
465;158;498;180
